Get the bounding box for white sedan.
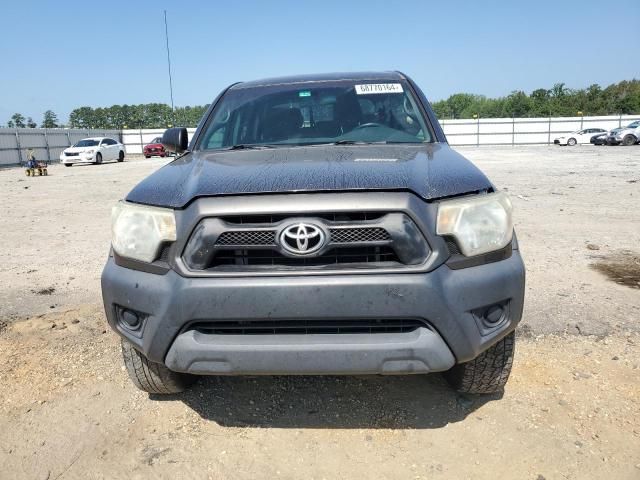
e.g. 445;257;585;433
60;137;125;166
553;128;607;146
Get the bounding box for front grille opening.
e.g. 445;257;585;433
156;244;172;262
210;246;400;269
329;227;390;243
221;211;386;225
216;230;276;246
189;318;429;335
444;237;461;255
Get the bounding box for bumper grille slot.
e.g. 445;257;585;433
189;318;429;335
211;246;399;268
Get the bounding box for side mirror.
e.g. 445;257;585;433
162;127;189;154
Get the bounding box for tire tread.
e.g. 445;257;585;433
443;332;515;394
121;340;193;394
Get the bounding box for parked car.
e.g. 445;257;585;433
61;137;125;166
143;137;167;158
102;72;525;396
613;121;640;146
554;128;607;146
603;127;624;145
590;132;608;145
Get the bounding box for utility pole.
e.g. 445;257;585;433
164;10;176;126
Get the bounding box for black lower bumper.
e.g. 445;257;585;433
101;251;525;375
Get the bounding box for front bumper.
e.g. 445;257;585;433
101;249;525;375
61;154;94;164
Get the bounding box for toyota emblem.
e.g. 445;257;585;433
280;223;326;255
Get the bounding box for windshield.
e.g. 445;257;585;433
152;137;162;143
198;80;432;150
73;139;99;147
626;122;640;128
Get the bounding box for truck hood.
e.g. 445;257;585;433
125;143;494;208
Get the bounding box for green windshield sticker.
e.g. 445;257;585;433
298;91;311;97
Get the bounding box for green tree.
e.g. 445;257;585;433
41;110;59;128
10;113;26;128
26;117;37;128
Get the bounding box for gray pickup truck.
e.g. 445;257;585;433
102;72;525;395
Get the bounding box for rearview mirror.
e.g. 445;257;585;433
162;127;189;154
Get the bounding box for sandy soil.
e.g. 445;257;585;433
0;146;639;479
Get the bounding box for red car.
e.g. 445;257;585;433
143;137;167;158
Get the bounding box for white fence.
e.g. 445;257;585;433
440;114;640;146
2;114;639;166
0;128;122;166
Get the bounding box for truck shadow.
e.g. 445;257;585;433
152;374;502;429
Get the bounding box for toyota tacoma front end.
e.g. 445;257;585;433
101;72;525;395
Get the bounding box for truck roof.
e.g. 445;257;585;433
232;71;406;90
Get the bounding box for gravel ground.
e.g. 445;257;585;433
0;146;639;479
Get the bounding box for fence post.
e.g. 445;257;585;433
43;129;51;161
15;130;23;164
548;116;551;145
476;115;480;147
619;113;622;128
66;130;71;147
139;129;144;155
511;116;515;146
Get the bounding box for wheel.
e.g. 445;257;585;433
64;163;72;167
121;339;195;394
443;331;515;394
43;168;48;176
160;152;166;157
95;152;102;165
25;169;31;176
145;155;151;159
567;138;577;146
118;150;125;162
622;135;637;146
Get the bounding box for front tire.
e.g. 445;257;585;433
443;331;515;394
118;150;125;162
95;152;103;165
567;138;577;146
121;340;195;394
622;135;637;146
64;163;72;167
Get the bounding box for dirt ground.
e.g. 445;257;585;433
0;146;639;479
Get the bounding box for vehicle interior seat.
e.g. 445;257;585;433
262;108;304;142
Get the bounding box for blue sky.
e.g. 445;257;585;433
1;0;638;124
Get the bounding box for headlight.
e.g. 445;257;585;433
436;191;513;257
85;150;95;155
111;201;176;263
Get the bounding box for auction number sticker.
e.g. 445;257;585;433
355;83;404;95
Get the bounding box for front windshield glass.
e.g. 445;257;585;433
73;139;99;147
198;80;432;150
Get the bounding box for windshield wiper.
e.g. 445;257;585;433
331;140;388;145
226;144;276;150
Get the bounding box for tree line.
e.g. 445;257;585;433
4;79;639;129
6;110;59;128
431;80;640;119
